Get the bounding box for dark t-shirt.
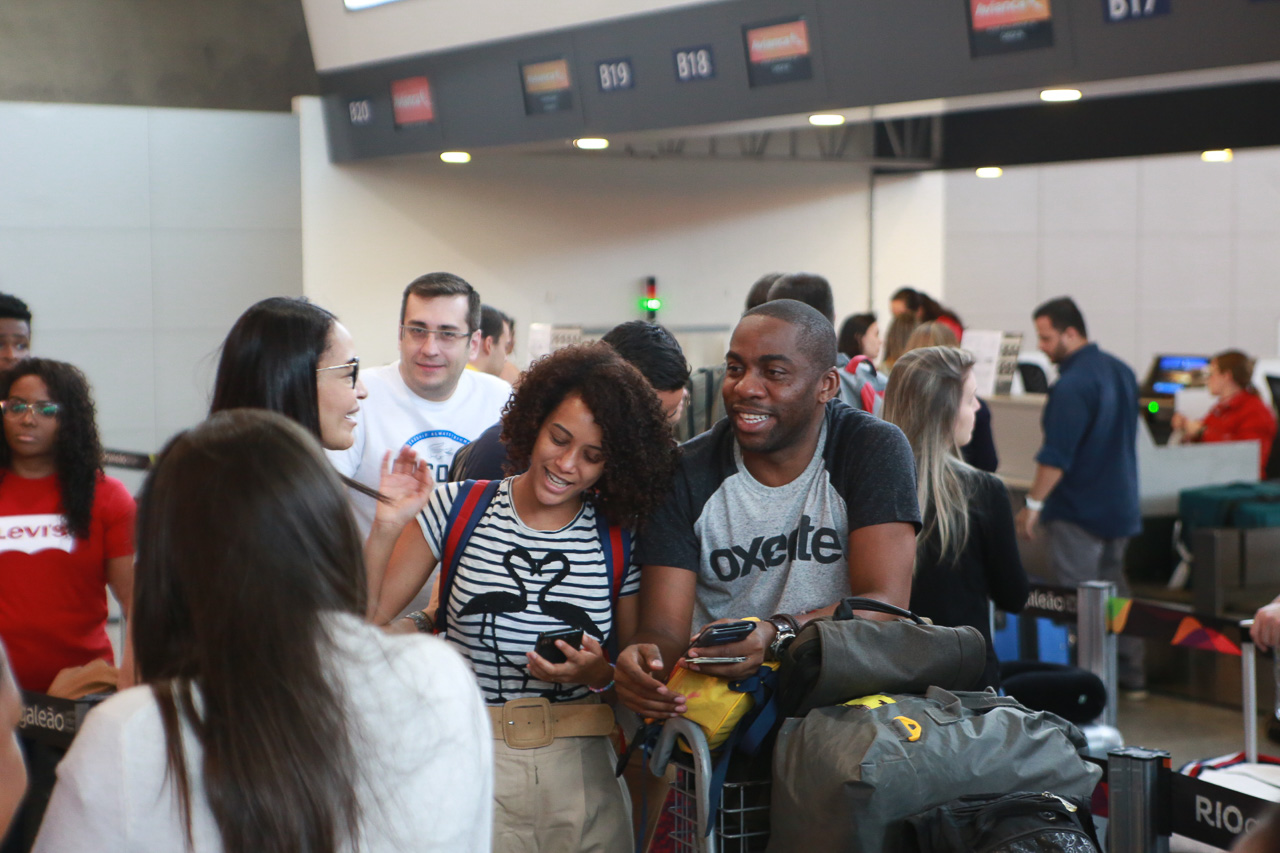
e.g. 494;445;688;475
635;400;921;628
909;469;1029;690
449;422;511;482
1036;343;1140;539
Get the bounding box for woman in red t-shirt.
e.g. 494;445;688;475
1172;350;1278;478
0;359;135;695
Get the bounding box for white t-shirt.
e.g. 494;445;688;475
33;613;493;853
420;479;639;705
328;362;511;536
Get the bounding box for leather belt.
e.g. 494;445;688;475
487;697;616;749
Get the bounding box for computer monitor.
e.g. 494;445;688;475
1143;354;1211;397
1267;375;1280;417
1017;362;1049;394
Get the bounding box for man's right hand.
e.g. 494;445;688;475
1252;598;1280;651
615;643;686;719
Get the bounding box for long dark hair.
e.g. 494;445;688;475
133;410;366;853
0;359;101;539
211;297;335;438
837;312;877;360
212;297;381;501
501;342;677;528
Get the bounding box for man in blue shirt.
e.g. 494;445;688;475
1016;297;1145;692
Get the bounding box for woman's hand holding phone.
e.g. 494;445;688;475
527;632;613;690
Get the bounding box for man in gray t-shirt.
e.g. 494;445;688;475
616;300;921;719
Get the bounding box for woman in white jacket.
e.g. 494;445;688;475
34;410;493;853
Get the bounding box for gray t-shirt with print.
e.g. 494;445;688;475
636;400;921;630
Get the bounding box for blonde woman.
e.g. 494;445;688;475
883;346;1028;689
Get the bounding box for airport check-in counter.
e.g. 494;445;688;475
988;394;1260;593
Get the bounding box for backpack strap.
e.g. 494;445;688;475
594;508;632;658
435;478;501;637
845;354;871;373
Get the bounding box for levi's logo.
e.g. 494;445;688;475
709;514;842;581
0;514;73;555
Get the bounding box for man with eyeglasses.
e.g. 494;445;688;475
328;273;511;538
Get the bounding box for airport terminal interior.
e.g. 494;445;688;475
3;1;1280;851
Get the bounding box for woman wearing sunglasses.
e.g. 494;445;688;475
0;359;136;699
212;297;368;453
212;297;435;600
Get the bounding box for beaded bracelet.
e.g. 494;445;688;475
588;664;616;693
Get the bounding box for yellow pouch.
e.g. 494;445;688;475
666;660;781;750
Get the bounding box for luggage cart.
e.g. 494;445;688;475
648;717;771;853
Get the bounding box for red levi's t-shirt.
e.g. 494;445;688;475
0;472;135;692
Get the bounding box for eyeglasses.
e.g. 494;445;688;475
399;325;473;346
316;357;360;389
2;400;60;419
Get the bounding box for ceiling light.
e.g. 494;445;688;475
439;151;471;164
573;138;609;150
809;114;846;127
1040;89;1082;103
1201;149;1233;163
975;167;1003;179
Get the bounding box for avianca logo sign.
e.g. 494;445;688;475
971;0;1051;29
748;21;810;63
709;515;842;581
391;76;434;125
0;514;73;555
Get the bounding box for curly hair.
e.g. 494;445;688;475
0;359;102;539
501;342;677;528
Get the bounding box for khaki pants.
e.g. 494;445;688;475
492;733;632;853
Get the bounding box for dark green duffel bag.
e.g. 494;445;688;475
776;597;988;717
767;687;1102;853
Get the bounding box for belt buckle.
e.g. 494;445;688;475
501;697;555;749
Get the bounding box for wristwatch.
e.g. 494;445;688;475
405;610;434;634
765;614;798;661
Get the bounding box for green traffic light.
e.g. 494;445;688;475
643;297;662;311
1148;401;1159;414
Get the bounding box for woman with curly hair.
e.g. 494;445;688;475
0;359;135;695
365;342;678;853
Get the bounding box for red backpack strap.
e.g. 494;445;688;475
845;354;871;373
436;479;501;637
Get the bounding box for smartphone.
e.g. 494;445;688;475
534;627;583;664
688;620;756;652
687;656;748;666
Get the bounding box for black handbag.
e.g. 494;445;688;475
903;791;1101;853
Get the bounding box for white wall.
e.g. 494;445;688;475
299;97;872;370
0;101;303;491
940;147;1280;372
869;170;945;324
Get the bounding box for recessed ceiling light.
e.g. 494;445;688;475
439;151;471;164
1040;89;1082;103
809;114;846;127
573;138;609;150
975;167;1004;179
1201;149;1233;163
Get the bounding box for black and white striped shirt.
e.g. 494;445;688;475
420;479;639;704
